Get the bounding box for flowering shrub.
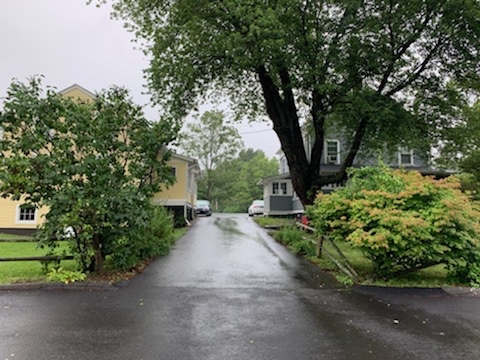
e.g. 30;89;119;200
307;165;480;285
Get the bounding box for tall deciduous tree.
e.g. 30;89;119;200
179;110;243;200
438;95;480;198
0;78;176;274
110;0;480;205
443;99;480;175
206;149;279;212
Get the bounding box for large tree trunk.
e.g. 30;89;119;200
257;66;368;206
257;66;316;206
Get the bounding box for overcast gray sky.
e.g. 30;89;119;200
0;0;280;157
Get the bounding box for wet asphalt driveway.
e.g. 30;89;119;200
1;213;480;359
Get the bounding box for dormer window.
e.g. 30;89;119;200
398;148;414;166
279;156;288;174
325;140;340;164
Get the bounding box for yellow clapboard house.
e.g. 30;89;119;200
0;84;199;234
0;198;49;236
152;153;200;225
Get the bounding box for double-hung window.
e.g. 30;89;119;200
325;140;340;164
272;181;288;195
16;204;37;224
398;148;414;166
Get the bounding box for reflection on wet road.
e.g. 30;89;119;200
1;213;480;360
146;213;335;290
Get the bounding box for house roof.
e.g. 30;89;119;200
170;153;200;173
59;84;96;99
171;153;197;164
258;172;291;185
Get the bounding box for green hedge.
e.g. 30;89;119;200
109;206;175;270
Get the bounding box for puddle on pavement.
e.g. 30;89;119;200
214;217;245;236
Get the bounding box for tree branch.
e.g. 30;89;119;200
378;4;437;93
386;36;445;96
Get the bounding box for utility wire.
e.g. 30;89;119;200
238;128;274;135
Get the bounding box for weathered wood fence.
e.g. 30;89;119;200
295;222;358;281
0;238;74;263
0;255;74;262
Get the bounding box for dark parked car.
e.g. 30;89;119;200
195;199;212;216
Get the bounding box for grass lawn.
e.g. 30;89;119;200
255;218;455;287
253;217;296;228
0;227;190;285
312;239;452;287
0;232;34;242
0;241;76;284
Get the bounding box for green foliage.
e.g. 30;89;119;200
0;77;177;273
180;110;243;170
0;241;77;284
206;149;278;212
0;233;34;242
111;0;480;119
178;110;243;201
334;274;355;286
254;217;295;228
437;98;480;182
456;106;480;197
46;268;86;284
458;173;480;201
308;165;480;285
109;0;480;206
109;206;175;270
273;226;316;257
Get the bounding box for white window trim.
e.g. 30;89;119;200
15;204;37;225
324;139;340;165
272;181;289;196
398;149;414;166
0;127;4;140
272;182;279;195
279;156;289;174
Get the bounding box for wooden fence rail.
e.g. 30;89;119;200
0;255;74;262
295;221;358;281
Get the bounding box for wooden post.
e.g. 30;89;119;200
316;236;324;258
325;236;359;278
92;233;104;275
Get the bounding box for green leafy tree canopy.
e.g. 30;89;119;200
436;93;480;199
0;77;177;274
206;148;278;212
108;0;480;206
178;110;243;200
